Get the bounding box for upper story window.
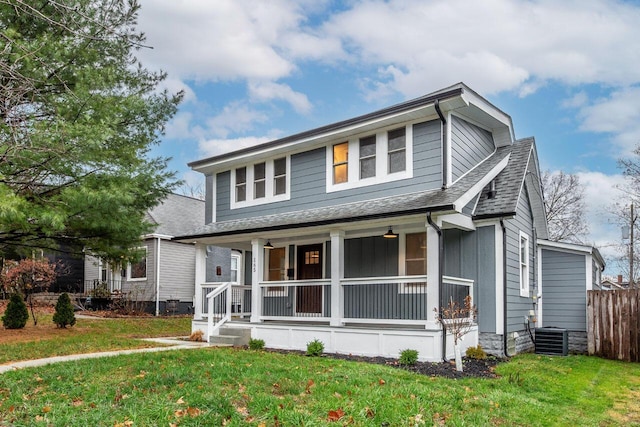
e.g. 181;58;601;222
254;162;266;199
359;135;376;179
326;125;413;192
333;142;348;184
274;157;287;195
235;167;246;202
388;127;406;173
231;156;290;209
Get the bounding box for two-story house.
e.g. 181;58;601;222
178;83;603;361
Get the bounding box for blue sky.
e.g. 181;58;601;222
136;0;640;274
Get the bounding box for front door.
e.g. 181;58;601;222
296;244;323;314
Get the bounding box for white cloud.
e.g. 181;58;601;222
206;103;269;138
561;91;589;109
576;87;640;155
158;78;197;104
198;136;272;158
575;171;628;264
137;0;340;82
321;0;640;98
248;81;312;114
165;112;194;140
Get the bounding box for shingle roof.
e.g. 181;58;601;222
474;138;533;218
177;147;511;240
146;193;205;237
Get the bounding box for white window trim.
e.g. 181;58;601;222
230;252;242;285
230;156;291;209
326;124;413;193
519;231;530;297
127;247;148;281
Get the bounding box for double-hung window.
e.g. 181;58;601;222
359;135;376;179
388;127;406;174
519;231;530;296
333;142;348;184
274;157;286;196
235;167;247;202
400;232;427;293
254;162;266;199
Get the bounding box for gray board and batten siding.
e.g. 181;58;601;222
540;249;587;331
443;226;496;333
211;120;442;223
504;184;536;335
450;116;496;181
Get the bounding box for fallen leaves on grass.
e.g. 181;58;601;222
327;408;345;422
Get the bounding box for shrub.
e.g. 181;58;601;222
399;349;419;366
249;338;265;350
189;330;204;342
2;294;29;329
465;345;487;360
306;338;324;356
53;293;76;328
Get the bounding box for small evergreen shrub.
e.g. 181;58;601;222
2;294;29;329
465;345;487;360
249;338;265;350
306;338;324;356
398;349;419;366
53;293;76;328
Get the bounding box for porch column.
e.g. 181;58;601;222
194;243;207;320
330;230;345;326
250;238;265;323
426;225;441;326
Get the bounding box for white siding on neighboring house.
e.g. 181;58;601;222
159;240;196;302
121;240;155;302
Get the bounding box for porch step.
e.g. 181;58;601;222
209;326;251;346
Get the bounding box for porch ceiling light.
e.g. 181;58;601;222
264;240;274;249
383;226;398;239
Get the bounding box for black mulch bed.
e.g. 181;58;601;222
265;348;505;379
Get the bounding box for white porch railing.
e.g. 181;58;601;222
441;275;474;308
259;279;331;322
341;275;429;325
197;275;474;329
199;282;232;341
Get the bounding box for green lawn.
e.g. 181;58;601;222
0;314;192;364
1;346;639;426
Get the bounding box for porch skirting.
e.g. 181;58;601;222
192;320;477;362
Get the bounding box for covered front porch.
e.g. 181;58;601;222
189;214;478;362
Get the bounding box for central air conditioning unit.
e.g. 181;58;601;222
534;328;568;356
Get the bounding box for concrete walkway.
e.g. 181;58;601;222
0;338;221;374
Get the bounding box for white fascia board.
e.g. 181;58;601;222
461;89;515;144
536;239;596;256
453;153;511;212
144;233;174;240
439;213;476;231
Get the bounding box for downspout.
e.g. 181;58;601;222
500;219;511;357
155;237;161;316
435;99;448;190
427;212;446;361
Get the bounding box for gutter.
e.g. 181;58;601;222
500;219;511;357
427;212;446;361
435;99;448;190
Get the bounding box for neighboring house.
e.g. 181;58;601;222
84;193;214;315
178;83;602;361
537;240;605;352
601;275;629;290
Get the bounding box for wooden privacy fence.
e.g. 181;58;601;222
587;290;640;362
